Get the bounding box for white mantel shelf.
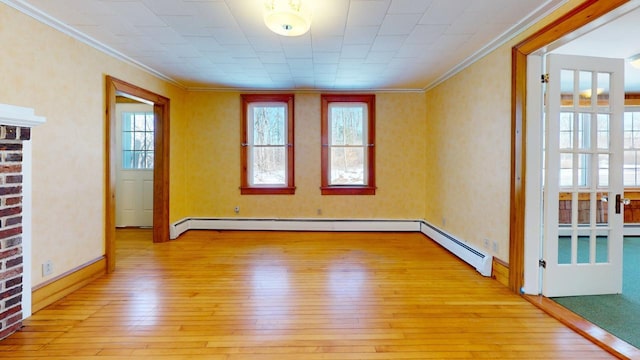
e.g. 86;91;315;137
0;104;46;127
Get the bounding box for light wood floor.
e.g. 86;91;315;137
2;229;617;359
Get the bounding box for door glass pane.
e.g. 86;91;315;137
597;192;608;225
579;71;593;107
578;113;591;149
596;235;609;263
561;69;574;107
598;154;609;187
559;193;572;225
558;235;571;265
577;193;590;225
597;72;610;109
560;153;573;187
577;235;590;264
597;114;609;149
578;153;589;187
559;113;573;149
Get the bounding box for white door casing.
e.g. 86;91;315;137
542;54;624;297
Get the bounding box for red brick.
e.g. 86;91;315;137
5;175;22;184
0;165;20;174
5;197;22;206
0;226;21;240
0;321;21;340
6;256;22;269
0;266;21;280
4;216;22;227
0;187;21;196
0;247;20;260
0;206;21;218
5;276;21;288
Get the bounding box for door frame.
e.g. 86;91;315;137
106;76;170;273
510;0;630;292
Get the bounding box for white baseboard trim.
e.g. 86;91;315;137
170;217;493;277
170;217;420;239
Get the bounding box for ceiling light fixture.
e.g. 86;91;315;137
630;53;640;70
264;0;311;37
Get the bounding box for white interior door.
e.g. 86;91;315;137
115;103;154;227
543;54;625;297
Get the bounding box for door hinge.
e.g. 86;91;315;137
538;259;547;268
541;74;549;83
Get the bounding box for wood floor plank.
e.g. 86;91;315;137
1;229;621;359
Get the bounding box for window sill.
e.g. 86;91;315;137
320;186;376;195
240;186;296;195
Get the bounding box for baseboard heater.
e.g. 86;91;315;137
170;218;492;277
420;221;493;277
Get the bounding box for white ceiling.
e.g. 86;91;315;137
5;0;566;91
550;4;640;93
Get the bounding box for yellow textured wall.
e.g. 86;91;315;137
0;4;187;286
425;48;512;260
185;91;427;219
424;0;587;262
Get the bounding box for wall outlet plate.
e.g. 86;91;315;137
42;260;53;276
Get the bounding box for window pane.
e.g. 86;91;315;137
122;112;154;169
251;146;286;185
330;147;365;185
330;105;364;145
252;105;286;146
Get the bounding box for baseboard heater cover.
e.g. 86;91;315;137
420;221;493;277
170;218;420;239
170;218;492;277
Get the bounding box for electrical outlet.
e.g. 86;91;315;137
317;208;322;215
483;238;489;249
442;217;446;227
492;240;499;253
42;260;53;276
234;206;240;214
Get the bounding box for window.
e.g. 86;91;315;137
122;111;154;169
624;107;640;187
241;94;295;194
321;94;376;195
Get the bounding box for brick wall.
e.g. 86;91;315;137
0;125;29;340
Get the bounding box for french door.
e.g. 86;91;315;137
542;54;625;297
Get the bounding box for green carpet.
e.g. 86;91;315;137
552;237;640;348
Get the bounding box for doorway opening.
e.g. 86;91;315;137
106;76;170;273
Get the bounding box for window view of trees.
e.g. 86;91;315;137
329;105;365;185
240;94;294;195
122;112;154;169
251;105;286;185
